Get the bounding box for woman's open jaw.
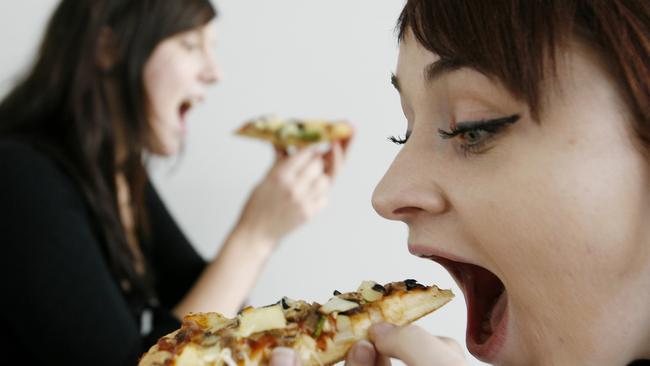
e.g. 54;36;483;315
409;244;509;363
177;95;204;132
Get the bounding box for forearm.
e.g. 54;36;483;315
172;225;276;318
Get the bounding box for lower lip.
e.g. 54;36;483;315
466;292;509;363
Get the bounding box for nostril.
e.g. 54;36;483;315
393;206;423;216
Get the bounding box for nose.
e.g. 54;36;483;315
372;142;449;222
200;48;221;84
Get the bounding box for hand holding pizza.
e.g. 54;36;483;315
269;323;466;366
171;129;351;318
234;116;353;245
236;146;339;244
349;323;467;366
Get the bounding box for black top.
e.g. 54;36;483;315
0;139;207;365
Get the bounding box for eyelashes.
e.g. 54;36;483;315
437;114;519;139
388;131;411;145
388;114;520;154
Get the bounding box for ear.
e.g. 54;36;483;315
96;27;117;71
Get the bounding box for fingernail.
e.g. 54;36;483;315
270;347;296;366
369;323;395;340
350;340;374;364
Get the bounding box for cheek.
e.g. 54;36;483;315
144;55;193;117
458;129;649;302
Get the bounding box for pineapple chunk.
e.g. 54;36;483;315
319;297;359;314
358;281;384;302
235;304;287;337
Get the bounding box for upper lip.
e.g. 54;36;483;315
408;243;477;267
183;95;206;107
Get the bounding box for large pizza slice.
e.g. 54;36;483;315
235;115;353;148
139;280;453;366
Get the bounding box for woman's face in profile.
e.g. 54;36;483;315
143;20;220;156
373;30;650;365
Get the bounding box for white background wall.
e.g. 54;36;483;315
0;1;484;365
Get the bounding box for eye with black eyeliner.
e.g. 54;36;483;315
438;114;520;154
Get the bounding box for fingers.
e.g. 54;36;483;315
270;347;301;366
296;154;325;183
277;148;317;176
273;144;289;159
344;340;379;366
369;323;467;366
324;141;343;178
324;137;353;178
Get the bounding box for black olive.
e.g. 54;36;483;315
281;297;290;310
333;290;341;296
404;279;424;290
372;284;387;294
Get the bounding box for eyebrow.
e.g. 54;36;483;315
391;58;468;93
424;58;465;83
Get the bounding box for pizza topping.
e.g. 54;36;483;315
372;283;387;294
277;122;323;143
319;296;360;314
236;304;287;337
294;311;318;336
404;279;426;290
358;281;384;302
312;315;326;338
280;298;313;323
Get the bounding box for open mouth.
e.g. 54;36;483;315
179;100;193;122
427;255;508;361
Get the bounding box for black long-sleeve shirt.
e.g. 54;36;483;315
0;139;207;365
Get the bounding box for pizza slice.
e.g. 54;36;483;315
139;279;453;366
235;115;353;148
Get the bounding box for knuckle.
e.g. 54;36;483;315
287;189;302;203
318;176;331;190
269;171;286;184
298;204;311;219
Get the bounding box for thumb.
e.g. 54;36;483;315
369;323;467;366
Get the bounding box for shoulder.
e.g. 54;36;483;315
0;137;84;206
0;137;60;174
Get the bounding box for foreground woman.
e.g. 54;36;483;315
272;0;650;365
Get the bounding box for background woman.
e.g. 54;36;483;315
0;0;348;364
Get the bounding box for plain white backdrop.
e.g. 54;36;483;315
0;1;485;365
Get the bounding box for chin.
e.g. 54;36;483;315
148;137;182;157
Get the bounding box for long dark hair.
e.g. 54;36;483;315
397;1;650;145
0;0;216;304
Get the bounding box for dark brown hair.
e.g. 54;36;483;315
0;0;216;304
398;0;650;144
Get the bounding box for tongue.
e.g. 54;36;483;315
488;290;507;331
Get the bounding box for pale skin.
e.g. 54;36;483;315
270;30;650;366
111;21;351;318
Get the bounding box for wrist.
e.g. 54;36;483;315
227;222;278;258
